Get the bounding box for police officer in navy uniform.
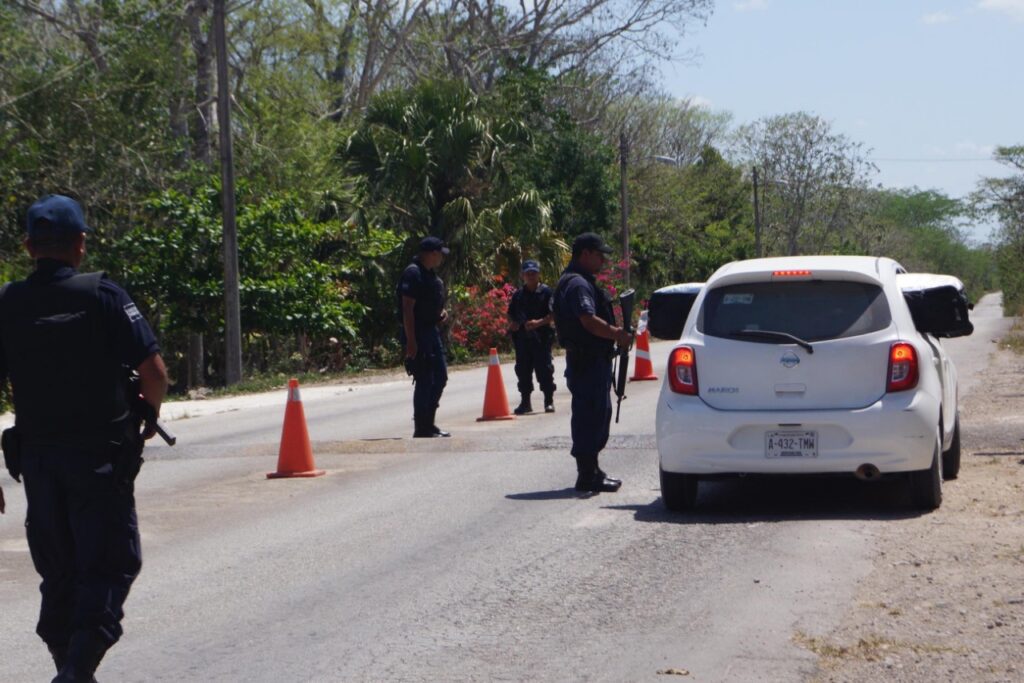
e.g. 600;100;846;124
553;233;632;493
398;236;451;438
0;195;169;682
507;259;556;415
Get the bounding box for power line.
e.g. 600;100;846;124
869;157;1005;163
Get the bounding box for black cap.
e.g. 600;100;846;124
572;232;613;255
26;195;92;237
419;236;450;254
521;259;540;273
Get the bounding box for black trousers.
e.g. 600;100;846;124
513;332;556;396
400;326;448;429
21;442;142;650
565;356;613;473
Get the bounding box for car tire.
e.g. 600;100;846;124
942;413;961;480
660;467;698;511
909;440;942;511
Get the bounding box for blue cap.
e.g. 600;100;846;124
522;260;540;273
419;236;450;254
26;195;92;237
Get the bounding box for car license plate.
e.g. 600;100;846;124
765;430;818;458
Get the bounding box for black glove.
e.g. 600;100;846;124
404;357;416;376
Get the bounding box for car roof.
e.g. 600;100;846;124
709;255;901;285
653;282;704;295
896;272;966;292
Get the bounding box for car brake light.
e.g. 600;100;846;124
772;270;812;278
668;346;698;395
887;342;918;392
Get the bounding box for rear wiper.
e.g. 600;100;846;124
725;329;814;354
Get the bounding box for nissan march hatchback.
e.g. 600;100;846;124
656;256;969;512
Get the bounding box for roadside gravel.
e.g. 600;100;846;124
803;341;1024;682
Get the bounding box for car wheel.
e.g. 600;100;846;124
941;413;961;480
660;467;698;511
909;438;942;511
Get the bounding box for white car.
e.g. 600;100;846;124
655;256;972;512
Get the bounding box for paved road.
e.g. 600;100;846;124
0;293;1012;682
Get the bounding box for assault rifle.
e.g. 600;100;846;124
614;288;636;423
126;370;176;446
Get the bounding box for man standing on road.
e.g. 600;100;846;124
398;236;451;438
507;260;556;415
553;233;632;493
0;194;169;682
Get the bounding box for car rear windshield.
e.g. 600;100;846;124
698;280;891;342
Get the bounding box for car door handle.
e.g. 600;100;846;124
774;383;806;395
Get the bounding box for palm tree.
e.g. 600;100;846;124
343;78;566;285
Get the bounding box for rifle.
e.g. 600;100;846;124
126;370;177;446
614;288;636;423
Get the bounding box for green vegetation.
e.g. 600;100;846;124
0;1;1007;399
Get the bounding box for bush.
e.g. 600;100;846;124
450;278;516;356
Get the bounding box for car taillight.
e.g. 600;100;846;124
668;346;698;395
887;342;918;392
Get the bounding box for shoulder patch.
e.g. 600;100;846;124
123;302;143;322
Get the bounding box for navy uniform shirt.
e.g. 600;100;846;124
396;258;446;330
553;262;615;355
508;283;553;340
0;259;160;385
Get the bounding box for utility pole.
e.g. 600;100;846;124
214;0;242;385
619;132;630;288
752;166;762;258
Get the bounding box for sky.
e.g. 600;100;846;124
660;0;1023;242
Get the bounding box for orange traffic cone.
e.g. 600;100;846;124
477;347;515;421
267;379;325;479
630;313;658;381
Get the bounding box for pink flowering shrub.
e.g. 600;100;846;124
450;277;517;356
596;258;634;326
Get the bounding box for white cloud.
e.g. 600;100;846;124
690;95;714;109
922;11;954;24
734;0;768;12
978;0;1024;21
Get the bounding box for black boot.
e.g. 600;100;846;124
53;631;105;682
543;391;555;413
597;468;622;488
413;416;435;438
514;393;533;415
574;454;621;493
429;408;450;437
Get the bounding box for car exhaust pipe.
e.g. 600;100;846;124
855;464;881;481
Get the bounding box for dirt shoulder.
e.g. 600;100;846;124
800;340;1024;682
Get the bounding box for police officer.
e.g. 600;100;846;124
553;233;632;493
398;236;451;438
507;259;556;414
0;195;169;682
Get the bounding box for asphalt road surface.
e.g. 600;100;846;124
0;293;1011;682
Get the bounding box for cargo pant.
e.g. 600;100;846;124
400;326;448;433
565;354;613;476
21;442;142;651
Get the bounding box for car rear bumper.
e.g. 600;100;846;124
656;387;939;475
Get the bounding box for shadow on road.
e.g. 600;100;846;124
506;488;595;501
605;476;928;523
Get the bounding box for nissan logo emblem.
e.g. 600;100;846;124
780;352;800;368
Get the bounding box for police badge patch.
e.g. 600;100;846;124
123;303;143;322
